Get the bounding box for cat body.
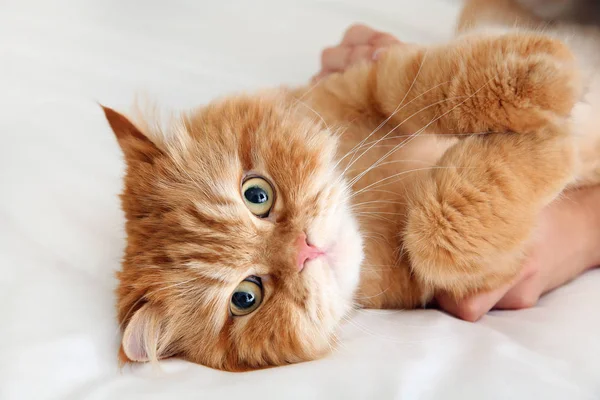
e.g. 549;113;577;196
105;0;600;370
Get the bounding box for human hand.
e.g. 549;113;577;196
313;24;403;82
437;186;600;321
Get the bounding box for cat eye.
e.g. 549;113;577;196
230;276;263;316
241;176;274;218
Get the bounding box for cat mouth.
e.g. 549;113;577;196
297;234;326;272
302;254;326;270
306;242;336;268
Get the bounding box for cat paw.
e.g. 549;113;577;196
402;122;575;297
403;177;525;297
455;32;581;133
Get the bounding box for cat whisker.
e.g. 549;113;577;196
339;91;489;182
353;286;392;301
360;263;397;268
359;235;390;247
359;267;393;273
343;130;494;177
340;122;491;163
350;199;407;209
361;231;391;240
349;131;496;150
294;77;324;103
284;77;326;122
334;52;434;172
314;306;336;354
352;189;403;198
338;94;464;182
396;240;409;263
294;98;333;133
345;75;494;189
356;211;406;216
343;108;446;187
356;215;396;223
351;164;475;198
345;158;436;177
330;334;350;353
351;204;395;211
350;166;454;199
346;96;491;188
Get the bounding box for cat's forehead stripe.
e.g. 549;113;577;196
190;265;240;285
238;120;253;171
185;204;241;232
234;99;267;172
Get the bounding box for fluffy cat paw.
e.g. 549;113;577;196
403;122;576;298
451;32;581;134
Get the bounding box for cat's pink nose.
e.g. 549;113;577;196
296;234;324;271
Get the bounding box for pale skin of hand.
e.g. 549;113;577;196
316;24;600;322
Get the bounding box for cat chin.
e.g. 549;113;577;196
306;206;363;301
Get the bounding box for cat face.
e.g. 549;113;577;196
105;92;363;371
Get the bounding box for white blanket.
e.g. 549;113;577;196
2;0;599;399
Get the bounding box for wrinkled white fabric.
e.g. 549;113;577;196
1;0;599;399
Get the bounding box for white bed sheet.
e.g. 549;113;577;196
1;0;599;399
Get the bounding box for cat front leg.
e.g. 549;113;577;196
390;32;583;298
372;32;580;137
402;121;576;298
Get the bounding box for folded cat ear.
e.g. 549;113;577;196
121;303;171;363
101;105;163;163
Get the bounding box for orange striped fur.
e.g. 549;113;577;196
105;0;600;370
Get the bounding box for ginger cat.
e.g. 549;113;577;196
104;0;600;371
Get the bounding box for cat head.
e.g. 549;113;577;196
104;91;363;371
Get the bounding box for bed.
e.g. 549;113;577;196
2;0;599;399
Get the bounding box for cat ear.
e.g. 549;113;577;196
121;303;170;363
101;105;163;163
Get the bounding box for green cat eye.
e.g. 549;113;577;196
230;276;263;316
241;177;274;217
